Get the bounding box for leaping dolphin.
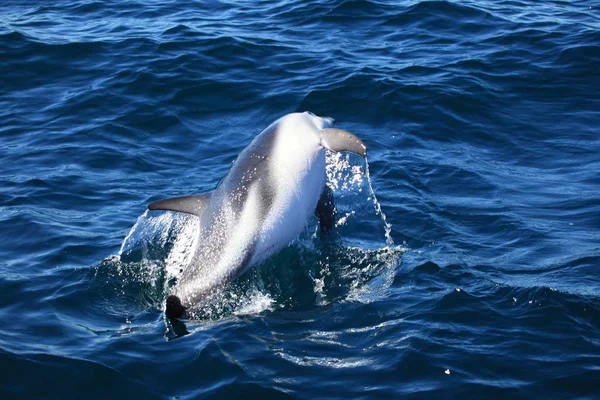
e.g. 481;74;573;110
148;112;367;321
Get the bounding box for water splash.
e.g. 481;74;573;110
325;151;365;193
181;282;275;320
311;243;404;306
320;151;402;303
335;210;355;227
364;157;394;247
117;209;148;259
325;151;394;246
116;210;200;277
161;214;200;280
233;290;274;316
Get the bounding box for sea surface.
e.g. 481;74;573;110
1;0;599;398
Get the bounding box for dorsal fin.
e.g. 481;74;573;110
147;193;212;217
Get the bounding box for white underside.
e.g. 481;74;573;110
251;149;326;266
175;113;329;305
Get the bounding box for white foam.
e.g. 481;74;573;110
233;290;274;316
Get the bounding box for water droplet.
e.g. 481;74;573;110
365;157;394;246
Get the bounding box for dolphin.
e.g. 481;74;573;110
148;112;367;321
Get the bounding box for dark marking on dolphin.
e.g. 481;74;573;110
316;186;336;234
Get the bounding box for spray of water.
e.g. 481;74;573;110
364;158;394;247
117;210;148;259
319;151;405;303
325;151;394;247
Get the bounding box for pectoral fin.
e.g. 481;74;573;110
148;193;211;217
316;186;336;235
320;128;367;158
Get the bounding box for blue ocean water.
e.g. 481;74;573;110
1;0;599;398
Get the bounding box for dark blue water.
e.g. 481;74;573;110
1;0;599;398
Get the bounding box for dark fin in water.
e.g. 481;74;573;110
320;128;367;158
316;186;336;235
148;193;211;217
169;318;189;338
166;295;187;323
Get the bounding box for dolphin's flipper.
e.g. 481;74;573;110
320;128;367;158
166;295;187;323
148;193;211;217
316;186;336;234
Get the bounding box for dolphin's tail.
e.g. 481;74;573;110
166;295;187;322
